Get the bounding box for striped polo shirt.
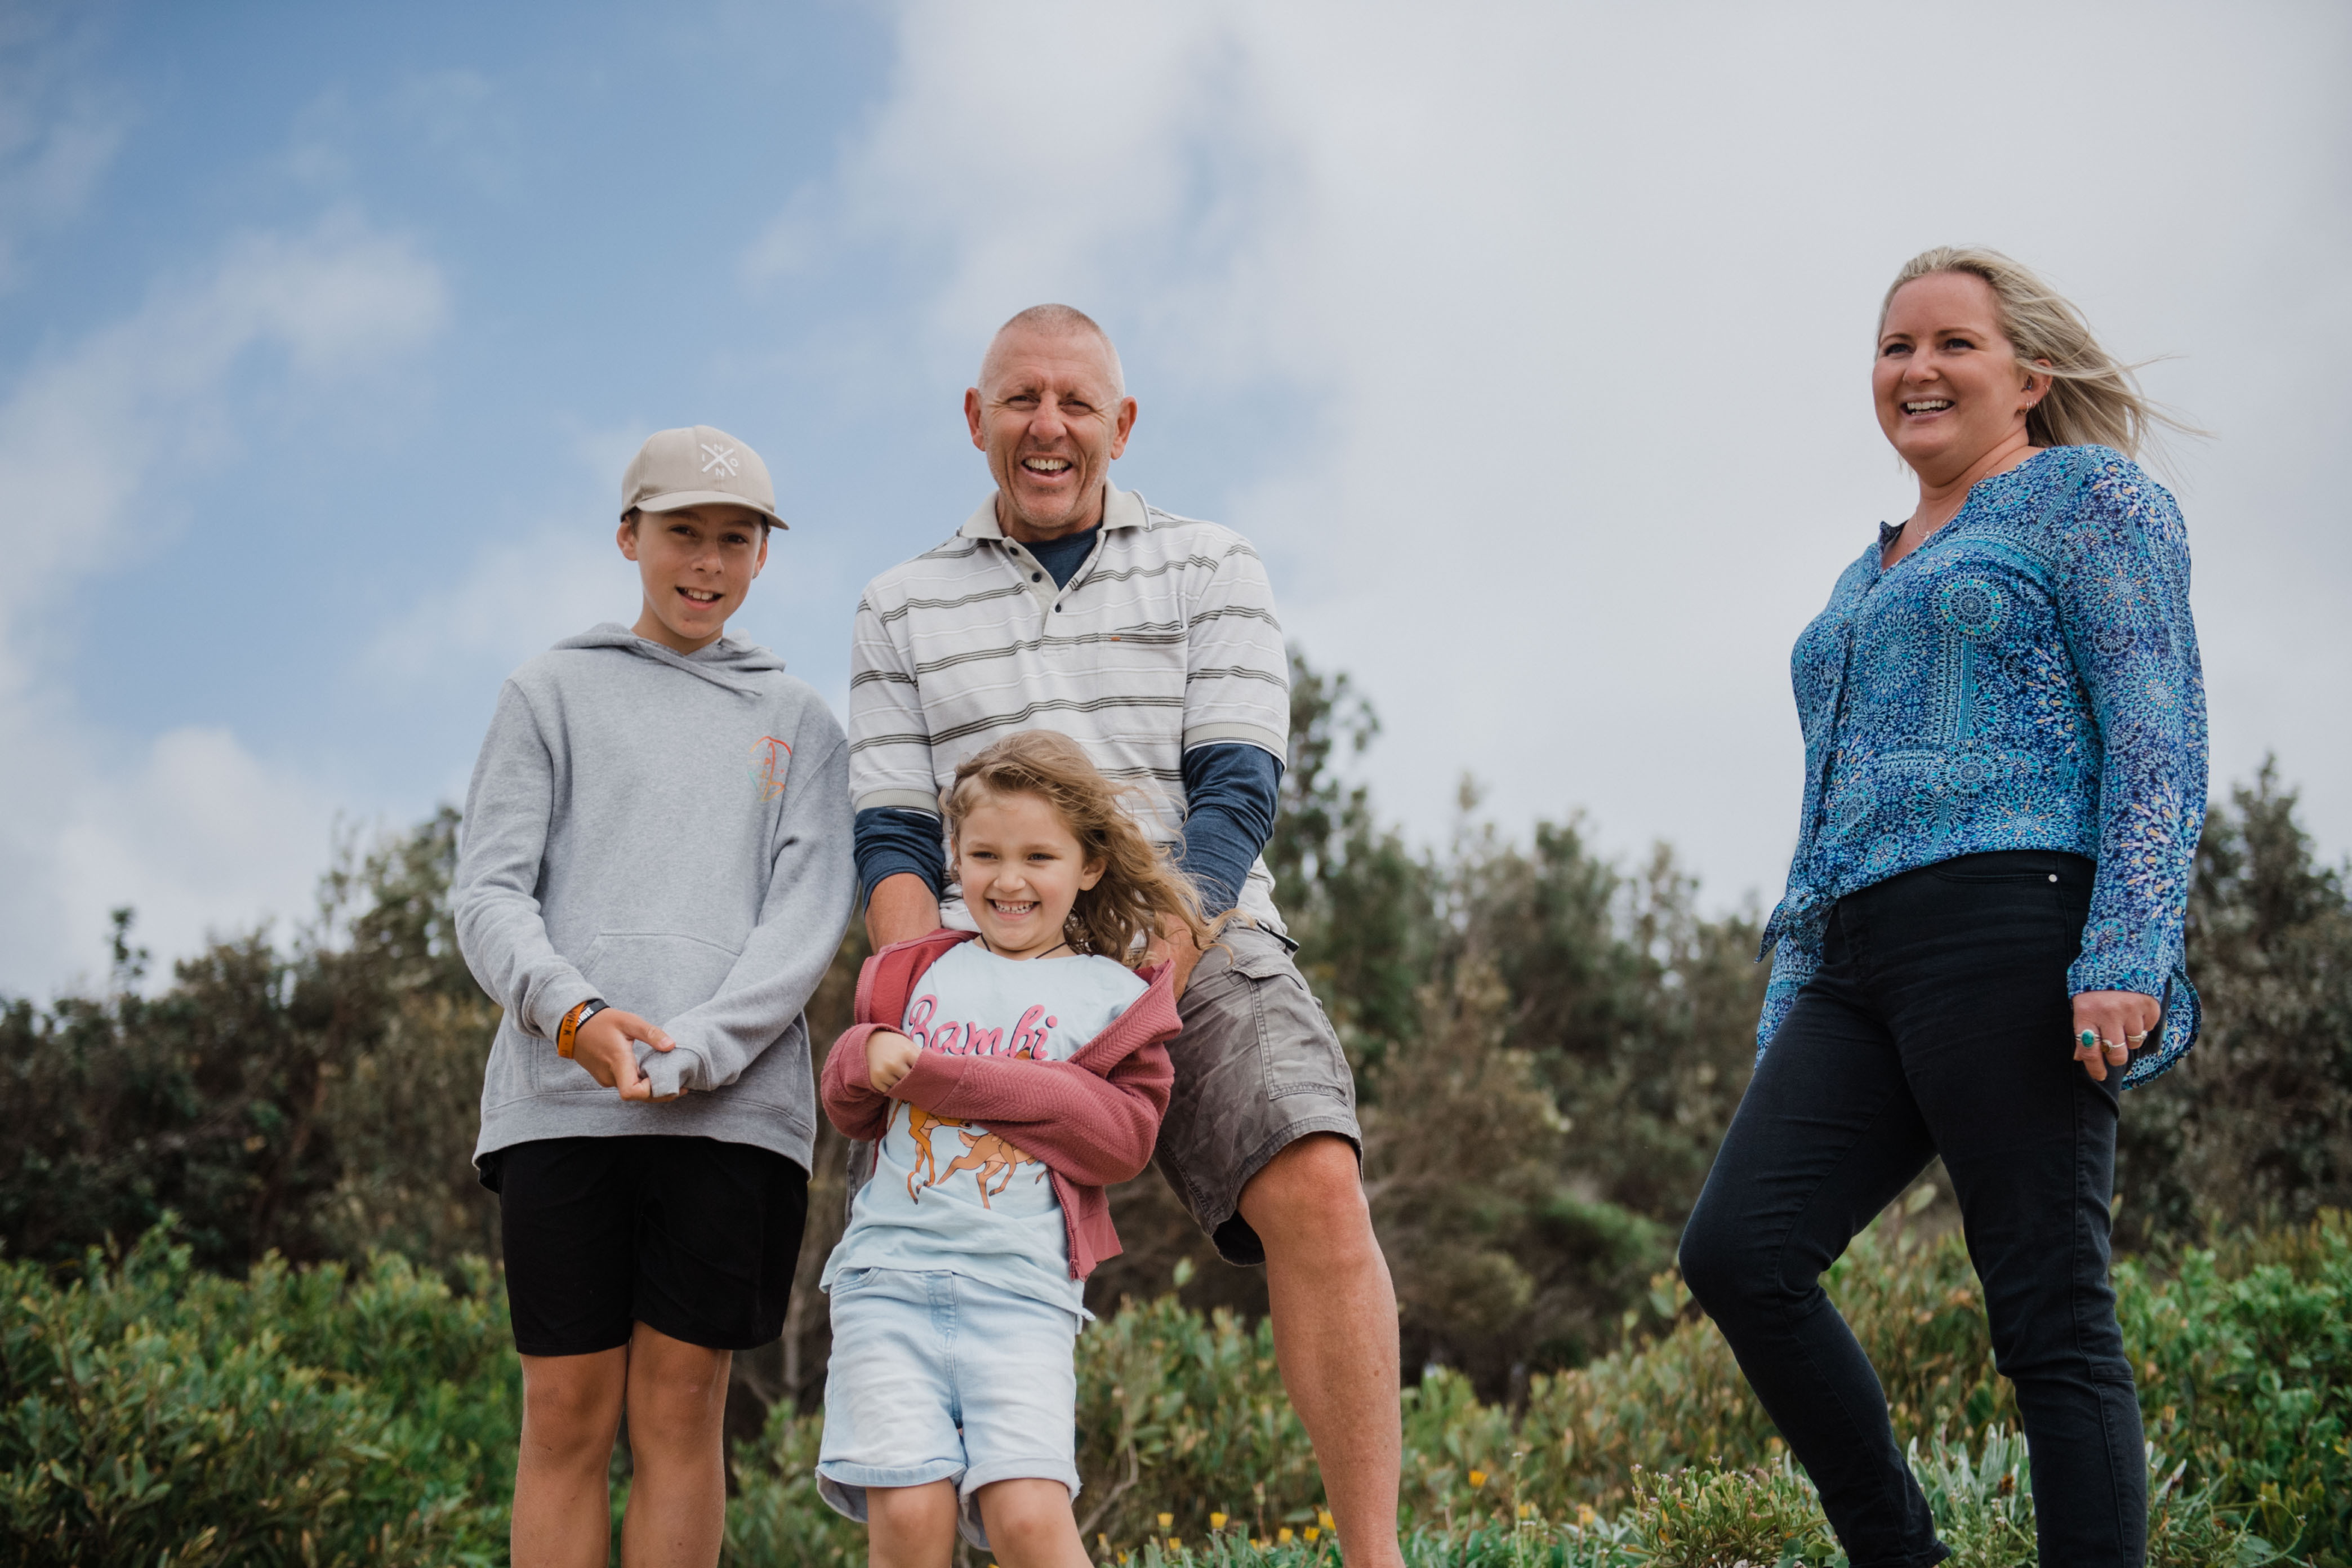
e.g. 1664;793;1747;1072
850;483;1291;930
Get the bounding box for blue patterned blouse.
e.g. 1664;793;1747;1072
1758;445;2207;1086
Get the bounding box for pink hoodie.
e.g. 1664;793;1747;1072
818;929;1178;1281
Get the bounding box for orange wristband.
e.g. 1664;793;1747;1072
557;999;606;1059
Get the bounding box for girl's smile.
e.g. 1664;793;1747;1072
954;789;1104;961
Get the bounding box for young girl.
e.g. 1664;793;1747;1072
815;729;1219;1568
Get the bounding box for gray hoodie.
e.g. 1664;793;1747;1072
455;623;854;1171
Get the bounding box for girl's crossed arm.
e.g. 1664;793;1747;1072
892;1034;1173;1186
877;965;1181;1185
818;1022;901;1141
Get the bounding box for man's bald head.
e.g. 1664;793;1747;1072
979;304;1126;398
965;304;1138;542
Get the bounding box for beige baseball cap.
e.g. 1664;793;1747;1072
619;425;787;529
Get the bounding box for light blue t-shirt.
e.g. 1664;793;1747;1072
821;940;1148;1315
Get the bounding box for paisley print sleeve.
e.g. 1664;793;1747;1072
2051;453;2208;1025
1757;908;1825;1055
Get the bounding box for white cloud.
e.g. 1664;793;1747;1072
0;9;131;292
770;0;2352;899
363;523;621;688
0;214;447;995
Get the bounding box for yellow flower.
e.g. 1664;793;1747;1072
1518;1503;1535;1520
1317;1508;1335;1531
1468;1469;1487;1488
1210;1512;1228;1530
1157;1513;1173;1530
1167;1539;1181;1552
1304;1527;1321;1543
1277;1527;1294;1544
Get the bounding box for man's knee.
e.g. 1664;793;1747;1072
1240;1134;1371;1250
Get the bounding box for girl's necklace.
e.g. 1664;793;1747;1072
978;935;1073;960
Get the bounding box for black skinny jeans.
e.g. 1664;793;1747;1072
1681;851;2144;1567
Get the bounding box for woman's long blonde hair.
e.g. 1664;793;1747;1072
1881;246;2198;460
943;729;1222;966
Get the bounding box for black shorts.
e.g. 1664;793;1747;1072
484;1135;809;1357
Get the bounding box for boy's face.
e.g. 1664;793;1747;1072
618;503;769;655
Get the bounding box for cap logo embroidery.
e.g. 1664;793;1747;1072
701;442;741;479
749;736;792;801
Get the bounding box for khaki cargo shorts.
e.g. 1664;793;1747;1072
1155;923;1362;1266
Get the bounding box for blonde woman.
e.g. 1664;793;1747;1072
1681;248;2205;1566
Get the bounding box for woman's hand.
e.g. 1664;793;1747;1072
2072;990;2161;1083
867;1030;920;1093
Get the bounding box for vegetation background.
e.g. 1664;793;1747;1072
6;649;2350;1563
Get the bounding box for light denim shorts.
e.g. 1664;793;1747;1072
817;1267;1083;1551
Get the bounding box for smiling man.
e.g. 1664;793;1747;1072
850;306;1405;1566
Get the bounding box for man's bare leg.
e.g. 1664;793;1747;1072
1237;1133;1403;1567
513;1347;627;1568
618;1323;733;1568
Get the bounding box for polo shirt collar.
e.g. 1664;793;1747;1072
959;483;1147;541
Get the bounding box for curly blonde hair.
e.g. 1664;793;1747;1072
942;730;1222;966
1881;246;2199;460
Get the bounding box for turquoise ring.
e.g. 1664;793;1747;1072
2077;1029;2100;1052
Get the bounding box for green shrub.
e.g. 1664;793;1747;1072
17;1211;2352;1563
724;1401;859;1566
0;1224;514;1566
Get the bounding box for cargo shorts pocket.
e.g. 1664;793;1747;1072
1217;932;1355;1106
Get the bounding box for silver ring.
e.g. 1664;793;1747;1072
2126;1031;2150;1046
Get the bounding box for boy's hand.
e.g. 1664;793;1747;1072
574;1008;684;1102
867;1030;920;1094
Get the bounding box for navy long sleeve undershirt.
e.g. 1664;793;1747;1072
1175;742;1282;913
852;742;1283;915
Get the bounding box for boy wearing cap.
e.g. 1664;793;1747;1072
453;426;854;1567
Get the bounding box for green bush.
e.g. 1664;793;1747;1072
14;1212;2352;1564
0;1224;515;1566
715;1214;2352;1563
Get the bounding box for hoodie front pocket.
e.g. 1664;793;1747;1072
538;930;745;1094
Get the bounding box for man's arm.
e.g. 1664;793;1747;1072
1179;742;1284;914
857;805;947;948
867;871;944;951
849;586;947;947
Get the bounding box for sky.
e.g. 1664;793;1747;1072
1;1;2346;996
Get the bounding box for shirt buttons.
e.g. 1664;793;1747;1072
1031;572;1041;582
2048;874;2058;883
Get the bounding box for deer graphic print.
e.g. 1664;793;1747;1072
938;1128;1048;1206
